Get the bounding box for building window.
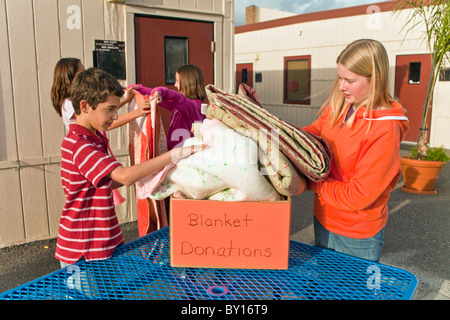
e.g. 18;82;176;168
439;68;450;81
284;55;311;105
164;36;189;85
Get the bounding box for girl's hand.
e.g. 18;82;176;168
151;91;162;104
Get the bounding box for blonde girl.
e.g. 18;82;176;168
302;39;409;262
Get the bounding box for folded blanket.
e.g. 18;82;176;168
205;84;330;196
141;119;281;202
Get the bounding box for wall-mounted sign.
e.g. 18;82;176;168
93;40;126;79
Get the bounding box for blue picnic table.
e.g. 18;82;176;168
0;227;417;300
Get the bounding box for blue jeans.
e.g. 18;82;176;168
313;216;384;262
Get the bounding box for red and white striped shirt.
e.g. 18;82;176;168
56;124;124;264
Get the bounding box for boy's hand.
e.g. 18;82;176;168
172;144;209;162
122;86;138;105
136;98;152;117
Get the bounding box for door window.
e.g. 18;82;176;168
164;36;189;85
241;68;248;84
235;63;253;92
408;62;421;84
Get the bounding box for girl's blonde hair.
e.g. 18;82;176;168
176;64;207;102
321;39;395;129
51;58;82;116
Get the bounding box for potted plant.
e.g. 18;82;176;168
395;0;450;194
400;146;449;194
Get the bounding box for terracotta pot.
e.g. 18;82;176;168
400;156;445;194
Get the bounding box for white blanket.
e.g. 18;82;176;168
136;119;281;201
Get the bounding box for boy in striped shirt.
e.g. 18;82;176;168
56;68;206;267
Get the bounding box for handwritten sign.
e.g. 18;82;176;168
170;197;291;269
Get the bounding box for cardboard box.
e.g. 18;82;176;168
170;197;291;269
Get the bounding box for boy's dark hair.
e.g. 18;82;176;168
70;67;124;114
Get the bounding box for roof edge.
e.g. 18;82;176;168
235;1;398;34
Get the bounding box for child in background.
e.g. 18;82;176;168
302;39;409;262
51;57;149;130
134;64;206;150
56;67;207;267
51;58;150;206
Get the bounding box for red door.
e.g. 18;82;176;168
394;54;432;143
135;15;214;132
236;63;253;93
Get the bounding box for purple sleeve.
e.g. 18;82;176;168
151;87;204;121
151;87;184;112
135;84;153;96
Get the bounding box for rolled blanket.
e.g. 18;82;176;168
205;84;330;194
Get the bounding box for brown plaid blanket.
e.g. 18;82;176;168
205;84;331;196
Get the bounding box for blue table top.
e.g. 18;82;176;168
0;227;417;300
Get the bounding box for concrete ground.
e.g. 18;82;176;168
1;149;449;300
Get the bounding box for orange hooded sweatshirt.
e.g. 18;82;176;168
303;101;409;239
